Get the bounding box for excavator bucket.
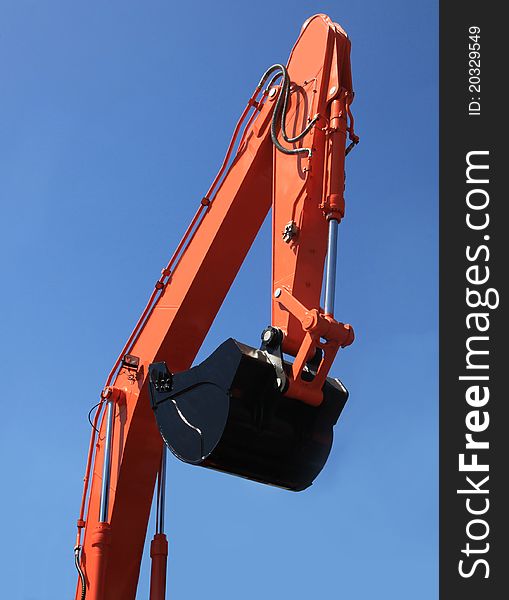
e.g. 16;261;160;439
149;338;348;491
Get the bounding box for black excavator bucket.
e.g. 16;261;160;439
149;338;348;491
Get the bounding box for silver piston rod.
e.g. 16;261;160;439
324;219;339;316
155;448;167;534
99;399;115;523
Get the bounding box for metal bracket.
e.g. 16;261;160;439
273;287;354;406
260;326;287;392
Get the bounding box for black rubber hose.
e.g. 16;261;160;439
277;66;317;145
74;546;86;600
87;402;101;433
258;64;315;156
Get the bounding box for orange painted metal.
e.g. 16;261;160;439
75;14;357;600
149;533;169;600
87;523;111;600
275;286;354;406
271;15;355;356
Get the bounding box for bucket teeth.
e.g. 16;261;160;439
149;338;348;491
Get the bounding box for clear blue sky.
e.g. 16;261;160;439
0;1;437;598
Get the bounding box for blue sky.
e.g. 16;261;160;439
0;1;437;598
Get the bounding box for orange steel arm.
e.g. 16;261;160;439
75;14;357;600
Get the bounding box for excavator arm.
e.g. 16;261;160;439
74;14;358;600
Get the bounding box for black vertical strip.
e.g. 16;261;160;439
440;3;507;599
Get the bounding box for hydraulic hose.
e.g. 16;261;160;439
74;546;86;600
257;64;317;156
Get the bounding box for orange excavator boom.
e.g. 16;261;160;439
74;14;358;600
